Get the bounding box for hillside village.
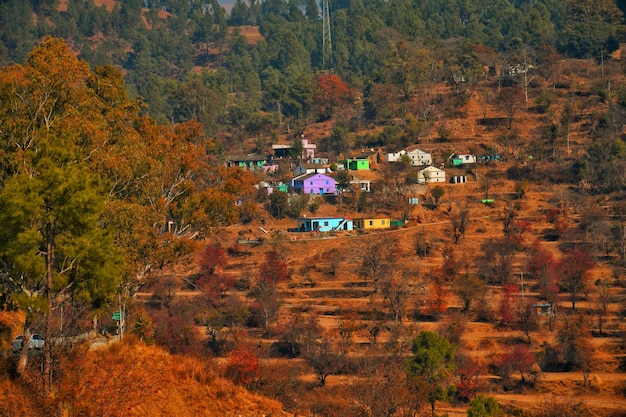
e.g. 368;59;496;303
184;73;626;416
1;1;626;416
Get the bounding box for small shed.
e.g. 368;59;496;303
532;303;553;316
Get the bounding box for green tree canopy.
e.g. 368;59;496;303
406;331;456;416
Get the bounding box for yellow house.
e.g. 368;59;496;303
354;218;391;230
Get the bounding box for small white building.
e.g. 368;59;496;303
350;178;371;192
450;153;477;166
417;166;446;184
310;157;329;165
386;149;407;162
406;149;432;166
294;163;331;176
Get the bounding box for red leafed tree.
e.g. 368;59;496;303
546;206;570;238
199;244;228;276
558;247;594;312
225;343;260;386
313;73;352;120
456;355;487;401
259;250;290;285
498;344;536;383
499;284;519;325
197;273;235;297
430;273;450;317
526;245;558;303
252;250;290;329
197;244;234;296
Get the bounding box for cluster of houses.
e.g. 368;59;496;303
226;136;500;198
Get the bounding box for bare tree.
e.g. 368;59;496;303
348;358;427;417
355;236;398;284
304;335;342;386
593;277;611;336
611;202;626;265
378;268;417;324
450;204;470;244
507;45;537;109
496;88;523;129
413;229;432;258
535;397;591;417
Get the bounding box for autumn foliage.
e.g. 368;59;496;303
313;73;352;120
498;344;536;383
259;250;290;285
225;343;260;386
51;342;282;417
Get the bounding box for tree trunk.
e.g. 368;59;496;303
43;239;53;395
16;326;31;376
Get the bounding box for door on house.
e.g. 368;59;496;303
312;221;319;231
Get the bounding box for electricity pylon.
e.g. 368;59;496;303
321;0;332;69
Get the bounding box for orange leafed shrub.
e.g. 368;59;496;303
0;377;48;417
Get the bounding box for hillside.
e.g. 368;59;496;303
124;62;626;416
0;340;287;417
1;2;626;416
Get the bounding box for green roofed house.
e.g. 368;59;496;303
226;153;270;171
450;152;477;166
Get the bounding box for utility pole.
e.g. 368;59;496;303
322;0;332;69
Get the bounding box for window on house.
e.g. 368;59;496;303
324;221;329;226
369;220;373;226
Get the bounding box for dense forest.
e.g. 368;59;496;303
2;1;626;416
1;0;626;137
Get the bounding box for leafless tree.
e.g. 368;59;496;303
593;277;611;336
507;45;537;108
354;235;398;284
496;87;523;129
378;268;417;324
304;335;343;386
413;229;432;258
450;204;470;244
347;358;427;417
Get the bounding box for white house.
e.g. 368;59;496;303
406;149;432;166
386;150;407;162
417;166;446;184
450;153;477;166
294;163;331;176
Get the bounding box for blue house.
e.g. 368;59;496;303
296;217;353;232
